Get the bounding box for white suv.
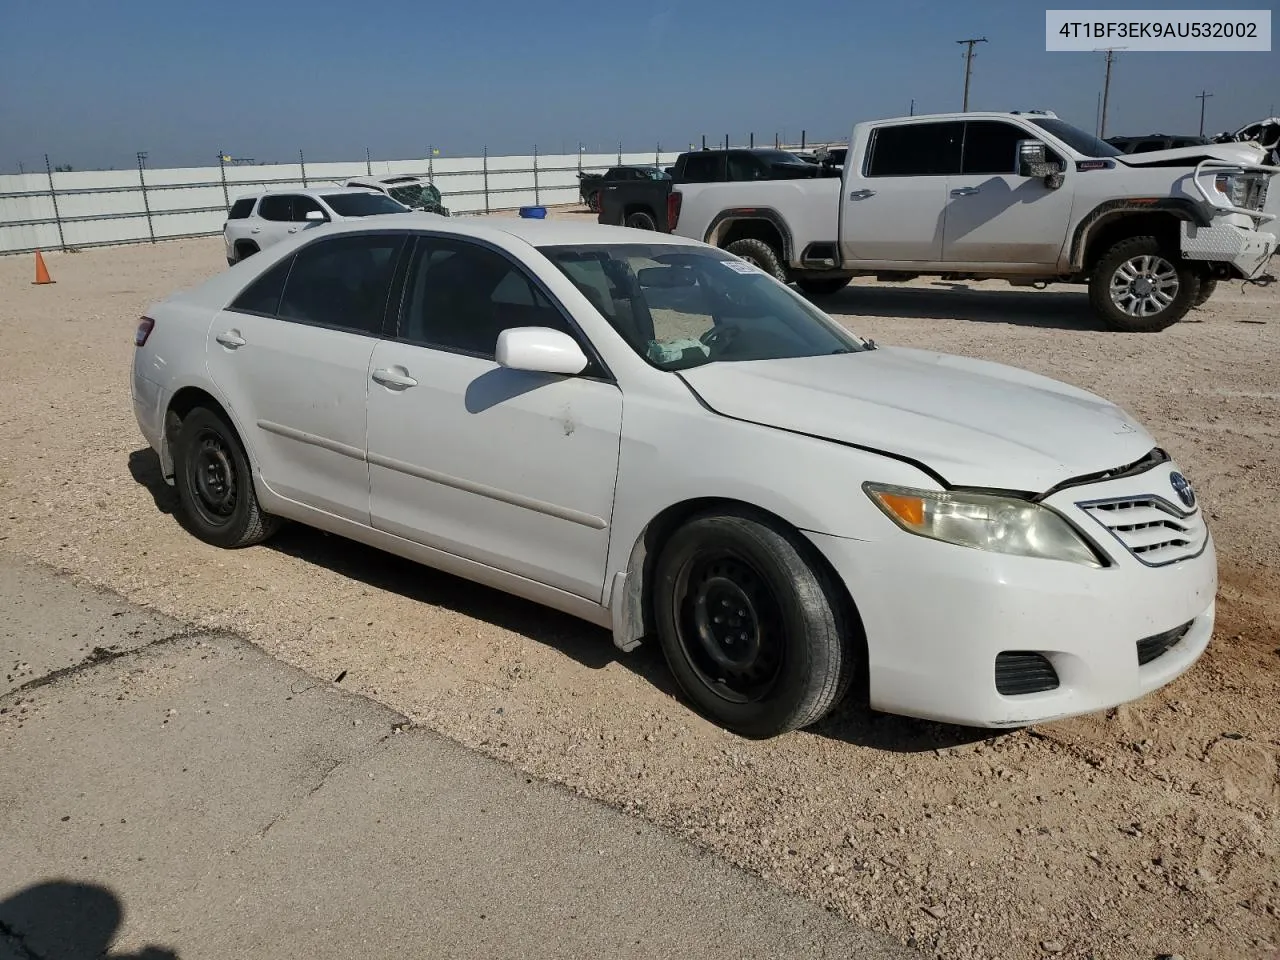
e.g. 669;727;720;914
222;188;409;265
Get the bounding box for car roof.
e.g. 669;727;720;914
257;212;707;249
233;186;384;202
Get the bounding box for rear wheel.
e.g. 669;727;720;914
1088;235;1200;332
652;509;857;738
724;238;788;283
625;210;657;230
233;242;259;264
586;192;600;213
796;276;851;297
173;406;280;549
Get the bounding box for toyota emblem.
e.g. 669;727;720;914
1169;471;1196;509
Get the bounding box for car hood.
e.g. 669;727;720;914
1118;142;1267;166
677;347;1157;493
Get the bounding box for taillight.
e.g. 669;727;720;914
135;316;155;347
667;191;682;231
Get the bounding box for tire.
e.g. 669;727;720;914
796;276;851;297
226;257;236;267
586;192;600;213
234;243;258;264
173;406;280;549
652;509;857;738
1088;235;1200;332
625;210;657;230
1193;277;1218;308
724;238;789;283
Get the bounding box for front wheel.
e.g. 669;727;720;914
1088;236;1200;332
796;276;851;297
173;407;280;549
723;238;789;283
652;510;857;738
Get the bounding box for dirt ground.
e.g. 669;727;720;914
1;217;1277;960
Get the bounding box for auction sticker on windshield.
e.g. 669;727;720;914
723;259;764;274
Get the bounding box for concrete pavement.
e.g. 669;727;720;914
0;556;919;960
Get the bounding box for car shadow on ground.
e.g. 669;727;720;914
816;282;1107;331
0;880;178;960
127;447;998;754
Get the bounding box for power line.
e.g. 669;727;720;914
1195;89;1214;137
955;37;987;112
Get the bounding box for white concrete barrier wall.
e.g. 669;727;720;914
0;150;684;255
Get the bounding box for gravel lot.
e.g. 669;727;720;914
2;216;1277;960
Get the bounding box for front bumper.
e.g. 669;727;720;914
1181;219;1277;278
808;463;1218;728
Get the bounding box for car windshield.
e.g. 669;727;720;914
540;243;869;371
320;193;409;217
388;183;442;208
1030;118;1123;158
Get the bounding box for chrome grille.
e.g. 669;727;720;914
1077;495;1207;566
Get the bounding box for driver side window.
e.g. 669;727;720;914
397;238;580;361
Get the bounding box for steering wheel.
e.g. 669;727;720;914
699;322;740;355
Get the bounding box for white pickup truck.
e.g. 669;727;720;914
667;110;1279;331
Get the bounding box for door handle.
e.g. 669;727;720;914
848;189;876;200
371;367;418;389
215;330;246;348
950;187;981;197
250;227;261;234
287;227;300;233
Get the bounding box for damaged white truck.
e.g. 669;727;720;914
666;110;1279;331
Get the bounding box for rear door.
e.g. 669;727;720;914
254;194;297;249
839;121;961;263
941;120;1075;267
205;231;406;523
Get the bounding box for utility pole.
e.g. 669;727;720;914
1195;90;1214;137
955;37;987;111
909;98;916;116
1097;47;1123;139
1095;91;1103;137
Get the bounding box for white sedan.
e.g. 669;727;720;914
131;216;1217;738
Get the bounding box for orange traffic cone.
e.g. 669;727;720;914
32;249;55;285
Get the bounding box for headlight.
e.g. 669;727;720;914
864;483;1105;567
1214;172;1265;210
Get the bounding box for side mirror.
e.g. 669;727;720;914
495;327;588;376
305;210;327;222
1016;139;1047;177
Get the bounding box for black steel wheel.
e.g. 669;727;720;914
653;509;856;738
173;406;280;548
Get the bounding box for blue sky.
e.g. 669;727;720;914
1;0;1274;171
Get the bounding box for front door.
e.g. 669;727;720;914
366;235;623;601
205;231;405;523
839;120;962;264
941;120;1075;267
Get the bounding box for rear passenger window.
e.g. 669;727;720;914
276;233;405;334
681;153;725;182
258;196;293;221
227;198;255;219
229;255;294;317
865;122;963;177
292;195;326;221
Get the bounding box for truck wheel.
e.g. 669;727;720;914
724;239;788;283
796;276;851;297
625;210;657;230
652;509;857;738
1088;236;1200;332
586;192;600;212
1193;277;1218;308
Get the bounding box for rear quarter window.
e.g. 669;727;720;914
227;198;255;219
